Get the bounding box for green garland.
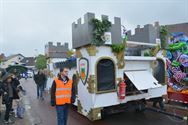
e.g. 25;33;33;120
169;42;186;51
160;26;168;49
111;43;126;53
90;18;112;46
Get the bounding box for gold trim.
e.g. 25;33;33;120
87;108;102;121
95;57;116;94
76;49;82;58
77;99;83;114
112;51;125;69
87;75;96;93
162;49;167;57
86;45;97;56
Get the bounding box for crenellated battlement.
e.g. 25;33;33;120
127;22;160;44
72;12;122;49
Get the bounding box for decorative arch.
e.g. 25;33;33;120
96;57;116;92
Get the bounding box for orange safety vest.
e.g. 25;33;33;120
55;78;73;105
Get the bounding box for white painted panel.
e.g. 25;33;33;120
125;71;161;90
148;85;167;99
125;61;151;71
125;56;156;61
93;92;150;108
77;80;94;115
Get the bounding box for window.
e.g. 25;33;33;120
97;59;115;92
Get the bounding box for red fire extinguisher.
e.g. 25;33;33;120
118;81;126;100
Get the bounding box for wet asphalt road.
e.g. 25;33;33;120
21;79;187;125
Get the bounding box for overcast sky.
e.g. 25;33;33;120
0;0;188;57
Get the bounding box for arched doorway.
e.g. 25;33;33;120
153;59;165;84
96;58;116;92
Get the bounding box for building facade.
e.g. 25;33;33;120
1;54;25;68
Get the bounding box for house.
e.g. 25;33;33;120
45;42;69;90
166;22;188;36
20;57;36;70
45;42;69;77
1;54;25;68
0;53;6;63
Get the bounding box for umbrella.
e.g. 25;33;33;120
0;68;6;80
6;65;28;74
0;68;6;76
2;72;13;82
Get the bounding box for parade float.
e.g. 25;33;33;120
47;13;167;121
166;32;188;104
57;13;166;121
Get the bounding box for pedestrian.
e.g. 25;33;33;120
0;69;6;117
1;73;14;124
11;73;22;118
0;77;2;117
34;70;46;100
24;72;28;80
51;67;75;125
42;70;48;95
15;86;25;119
0;70;4;117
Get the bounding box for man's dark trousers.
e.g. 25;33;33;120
56;104;69;125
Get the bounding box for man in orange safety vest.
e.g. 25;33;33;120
51;67;75;125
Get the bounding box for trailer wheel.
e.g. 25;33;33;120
101;109;106;119
135;101;146;113
71;105;78;111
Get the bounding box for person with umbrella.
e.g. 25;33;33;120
0;71;3;117
0;68;6;117
1;73;15;124
6;65;28;80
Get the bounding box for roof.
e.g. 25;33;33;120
3;54;24;61
0;54;6;61
166;22;188;26
20;57;35;66
126;41;158;48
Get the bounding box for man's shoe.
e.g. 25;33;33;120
3;120;8;124
3;119;14;124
